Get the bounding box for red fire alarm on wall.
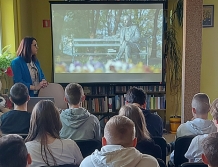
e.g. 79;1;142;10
42;20;51;28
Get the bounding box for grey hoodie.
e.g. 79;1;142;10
170;118;216;163
60;108;101;141
79;145;159;167
176;118;216;138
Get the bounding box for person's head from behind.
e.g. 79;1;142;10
0;134;31;167
64;83;85;106
191;93;210;118
10;83;29;106
123;15;131;27
26;100;62;141
202;132;218;167
25;100;62;166
119;104;151;142
17;36;38;63
103;115;137;148
126;87;147;109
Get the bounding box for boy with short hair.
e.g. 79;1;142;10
60;83;101;140
176;93;216;138
0;134;32;167
0;83;31;135
170;93;216;163
202;132;218;167
80;115;159;167
185;98;218;162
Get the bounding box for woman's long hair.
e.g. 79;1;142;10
25;100;62;166
17;37;37;63
119;104;151;141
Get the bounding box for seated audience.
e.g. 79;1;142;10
202;132;218;167
25;100;83;166
185;98;218;162
80;115;159;167
119;104;162;159
0;83;31;135
0;134;32;167
60;83;101;140
170;93;216;163
125;87;163;137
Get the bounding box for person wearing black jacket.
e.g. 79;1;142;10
0;83;31;136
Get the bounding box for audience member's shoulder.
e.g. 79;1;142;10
140;154;159;166
176;123;186;137
25;140;38;148
1;110;14;119
193;134;208;143
150;112;163;122
61;138;77;145
89;113;100;121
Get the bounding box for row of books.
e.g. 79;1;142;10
83;85;166;95
83;86;108;95
82;95;125;113
81;97;112;113
81;94;165;112
146;95;166;110
115;85;166;93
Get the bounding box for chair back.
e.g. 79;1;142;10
174;135;196;167
157;158;166;167
180;162;207;167
75;139;102;158
38;83;67;110
136;139;162;159
152;137;167;163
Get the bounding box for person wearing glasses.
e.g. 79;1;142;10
11;37;48;97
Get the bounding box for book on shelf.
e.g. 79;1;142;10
108;97;113;112
115;95;120;110
147;95;166;110
89;86;107;95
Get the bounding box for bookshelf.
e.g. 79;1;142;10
81;83;166;127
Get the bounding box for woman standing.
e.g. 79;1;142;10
11;37;48;97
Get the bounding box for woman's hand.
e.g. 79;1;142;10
40;80;49;88
34;84;42;91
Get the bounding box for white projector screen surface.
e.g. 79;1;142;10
51;2;164;83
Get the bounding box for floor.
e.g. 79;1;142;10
163;133;176;143
163;133;176;162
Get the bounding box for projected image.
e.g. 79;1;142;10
52;6;163;74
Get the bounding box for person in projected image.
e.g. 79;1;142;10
115;15;141;63
11;37;48;97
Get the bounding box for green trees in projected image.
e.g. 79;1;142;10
52;9;163;60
